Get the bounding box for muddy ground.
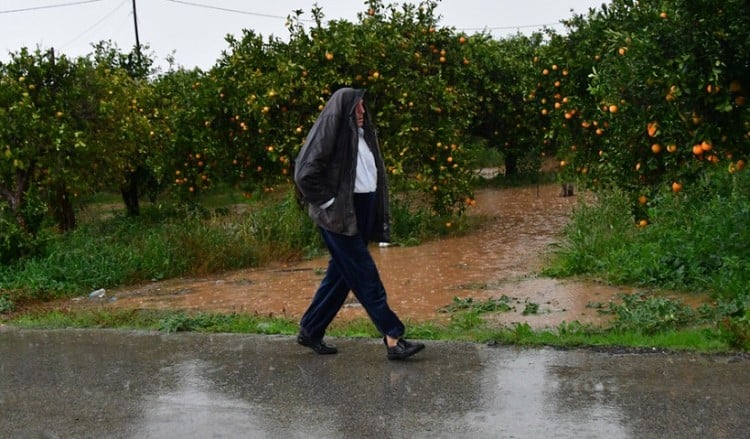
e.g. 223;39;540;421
44;183;704;329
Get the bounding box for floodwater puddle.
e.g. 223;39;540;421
63;184;705;329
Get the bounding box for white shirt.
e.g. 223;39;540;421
354;128;377;193
320;128;377;209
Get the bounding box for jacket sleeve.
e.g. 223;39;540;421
294;114;340;207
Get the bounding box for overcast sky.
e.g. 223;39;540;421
1;0;607;70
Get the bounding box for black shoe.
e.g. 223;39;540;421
297;334;338;355
386;338;425;360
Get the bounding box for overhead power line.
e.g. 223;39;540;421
0;0;106;14
163;0;559;33
459;22;563;31
162;0;315;22
59;0;129;50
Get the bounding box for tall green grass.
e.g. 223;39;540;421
544;168;750;349
545;168;750;299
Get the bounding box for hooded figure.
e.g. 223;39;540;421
294;87;390;242
293;87;425;360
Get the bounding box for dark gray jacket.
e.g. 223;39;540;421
294;88;391;242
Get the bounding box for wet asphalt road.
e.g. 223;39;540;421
1;328;748;439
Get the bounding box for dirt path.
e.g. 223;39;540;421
46;183;658;329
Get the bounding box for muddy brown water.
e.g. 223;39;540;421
59;184;703;329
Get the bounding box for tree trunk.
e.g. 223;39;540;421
121;170;140;216
504;153;518;177
0;166;35;234
51;185;76;232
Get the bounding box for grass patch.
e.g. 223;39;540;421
543;169;750;350
6;301;743;353
545;169;750;298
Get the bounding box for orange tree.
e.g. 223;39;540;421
539;0;749;220
150;66;223;201
202;0;480;216
467;32;547;177
0;48;108;235
0;46;158;241
205;28;314;197
89;42;166;215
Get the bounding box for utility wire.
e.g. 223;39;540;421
161;0;315;22
460;22;563;31
1;0;563;36
0;0;107;14
59;0;129;50
163;0;560;30
162;0;559;32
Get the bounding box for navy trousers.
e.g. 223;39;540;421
299;192;405;341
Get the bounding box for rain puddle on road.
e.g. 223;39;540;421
72;184;688;328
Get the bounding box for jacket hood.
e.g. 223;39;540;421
320;87;365;122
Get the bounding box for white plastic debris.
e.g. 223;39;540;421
88;288;106;299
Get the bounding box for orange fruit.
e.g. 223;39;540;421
638;219;648;227
700;141;713;152
638;195;648;205
647;121;658;137
737;159;746;171
609;104;619;113
672;182;682;193
692;144;704;155
651;143;662;154
666;144;677;153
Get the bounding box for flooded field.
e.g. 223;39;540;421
56;184;700;328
